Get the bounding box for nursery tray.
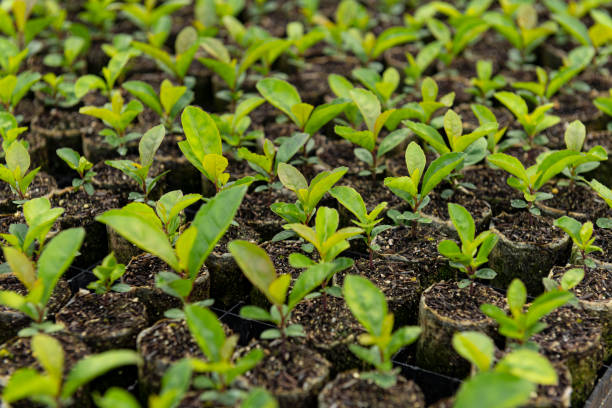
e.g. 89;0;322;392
584;364;612;408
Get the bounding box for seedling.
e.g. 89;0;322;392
384;142;465;230
0;112;27;153
481;278;574;347
0;71;41;113
213;96;265;148
342;25;418;64
0;141;40;202
343;274;422;387
1;333;140;408
105;125;169;204
93;359;193;408
271;163;347;225
87;253;130;295
285;207;362;302
0;228;84;330
426;16;489;67
469;60;506;103
185;304;264;405
405;108;497;169
179;106;253;193
594;88;612;130
286;22;326;65
231;240;334;340
487;150;600;216
79;91;144;156
311;0;370;48
34;73;79;108
542;266;585;294
452;331;558;408
75;52;135;101
561;120;607;184
123;79;193;131
439;203;498;292
96;186;246;310
154;190;203;245
257;77;348;155
554;216;602;272
43;35;88;73
237;134;308;184
0;0;53;49
589;179;612;229
0;38;29;75
349;67;402;110
404;41;442;87
330;185;390;265
334;88;408;178
0;197;64;261
200;36;285;105
56;148;96;196
78;0;118;33
121;0;190;45
132;26;199;86
389;77;455;127
494;91;560;147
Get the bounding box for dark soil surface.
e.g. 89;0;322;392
550;265;612;302
423;281;504;322
492;212;565;246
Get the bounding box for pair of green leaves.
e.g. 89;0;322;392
452;331;558;408
470;60;506;99
589;179;612;228
554;216;602;265
494;91;560;143
1;228;84;323
57;148;95;196
438;203;498;286
344;275;421;387
0;71;40;112
214;96;264;147
388;77;455;127
75;51;135;100
384;142;465;216
481;279;574;345
272;163;347;225
87;253;130;295
0;140;39;199
3;333;140;406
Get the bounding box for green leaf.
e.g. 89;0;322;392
454;371;535;408
139;124;164;168
37;228;85;306
307;167;348;211
507;279;527;318
377;129;409;158
452;331;494;372
123;80;163;117
525;290;573;328
553;215;582;243
496;348;558;385
93;387;141;408
32;334;64;383
330;186;367;222
62;350;141;398
277;162;308;192
404;120;450;155
486;153;529;184
421;152;464;197
185;304;225;362
181;106;222;157
335;125;375;151
4;247;36;290
2;368;58;403
256;78;301;126
343;275;387;337
229;241;280;305
494;92;528;119
350;88;380;133
552;13;591;46
96;203;179;272
288;263;333;309
448;203;475;244
304;99;349;136
564;120;585;151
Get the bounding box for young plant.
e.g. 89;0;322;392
200;36;286;104
105;125;169;204
384;142;465;228
75;52;135;101
511;55;593;104
87;252;130;295
438;203;498;294
342;25;418;64
403;41;442;87
43;35;89;73
0;112;27;153
554;216;602;271
1;333;141;408
0;71;41;113
0;0;53;49
285;207;362;299
121;0;190;44
0;228;84;330
343;274;421;387
484;6;558;66
426;16;489;67
0;38;28;75
230;240;334;340
494;91;560;146
257;77;348;152
480;278;574;347
237;134;308;184
469;60;507;103
79;91;144;155
213;96;265;148
286;22;326;65
452;331;558;408
348;67;402;110
56;148;96;196
486;150;599;216
405;108;497;169
561;120;607;184
594;88;612;130
96;186;246;310
0;197;64;261
179;106;253;193
132;26;199;86
34;73;79;108
389;77;455;127
78;0;118;33
271;163;347;225
0;141;40;202
93;359;193;408
334;88;408;178
123;78;194;131
185;304;264;405
330;186;390;265
589;179;612;229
